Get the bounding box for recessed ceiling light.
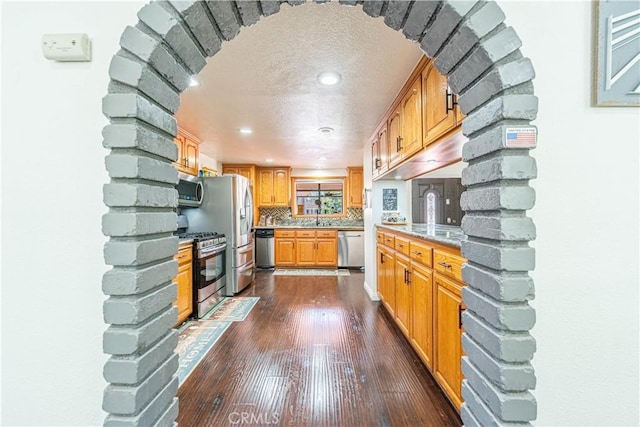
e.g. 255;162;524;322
394;175;402;180
189;78;199;87
317;71;342;86
265;158;274;163
318;127;334;134
426;159;437;164
238;127;252;135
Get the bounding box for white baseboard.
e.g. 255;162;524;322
364;281;380;301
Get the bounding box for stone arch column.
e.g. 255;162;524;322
101;1;538;425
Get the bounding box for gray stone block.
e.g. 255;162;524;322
236;1;262;26
449;26;522;93
154;397;179;427
462;124;538;161
463;358;537;421
362;0;385;18
104;353;178;415
119;26;191;92
462;286;535;331
103;305;177;355
462;381;533;427
103;260;178;296
102;212;177;238
462;154;537;186
287;0;306;6
104;330;178;384
104;236;178;267
109;54;180;113
167;1;223;57
137;2;207;74
462;311;536;362
462;263;535;302
104;377;178;426
104;282;176;325
458;58;535;113
103;183;178;209
102;93;177;137
435;2;505;75
260;1;281;17
462;239;535;272
339;0;359;5
105;153;178;184
461;185;536;211
420;1;478;57
461;95;538;137
384;1;411;31
102;122;178;161
402;1;440;42
206;1;241;41
461;214;536;242
463;336;536;391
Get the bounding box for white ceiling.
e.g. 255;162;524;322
175;1;424;170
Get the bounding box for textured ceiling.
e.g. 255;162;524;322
176;2;424;169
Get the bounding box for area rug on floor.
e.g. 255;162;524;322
201;296;260;321
176;320;230;385
272;269;350;276
176;296;260;384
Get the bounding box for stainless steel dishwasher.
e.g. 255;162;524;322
338;230;365;268
255;228;275;269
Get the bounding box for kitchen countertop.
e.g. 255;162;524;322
376;223;466;248
178;238;194;245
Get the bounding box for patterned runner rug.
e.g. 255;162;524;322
176;296;260;385
272;269;350;276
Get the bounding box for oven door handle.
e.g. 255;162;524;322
199;244;226;258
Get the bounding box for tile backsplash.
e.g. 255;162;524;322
256;207;363;226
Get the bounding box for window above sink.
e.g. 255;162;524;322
292;177;346;218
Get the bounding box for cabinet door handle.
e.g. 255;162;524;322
406;270;411;284
446;88;458;113
411;250;422;256
380;252;384;264
397;243;404;248
375;157;381;168
458;305;466;329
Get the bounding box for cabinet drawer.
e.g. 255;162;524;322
317;230;337;238
275;230;296;238
433;249;465;282
296;230;316;238
376;231;385;244
383;234;395;248
410;240;433;267
175;245;192;264
394;236;410;256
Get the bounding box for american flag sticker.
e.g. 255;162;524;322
505;127;537;148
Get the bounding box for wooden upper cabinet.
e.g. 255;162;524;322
174;128;200;176
347;167;364;208
422;61;457;147
401;77;423;158
387;106;403;168
223;164;256;185
257;167;290;207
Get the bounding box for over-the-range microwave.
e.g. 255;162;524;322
176;173;203;207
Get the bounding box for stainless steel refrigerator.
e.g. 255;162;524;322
183;174;255;296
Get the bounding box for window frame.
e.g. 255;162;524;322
290;176;347;218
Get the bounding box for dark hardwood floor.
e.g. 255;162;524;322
177;270;462;427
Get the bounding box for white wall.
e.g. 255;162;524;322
497;2;639;425
1;1;638;426
1;2;146;425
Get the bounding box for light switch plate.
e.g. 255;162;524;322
42;33;91;62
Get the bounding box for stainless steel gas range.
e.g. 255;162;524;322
177;231;227;319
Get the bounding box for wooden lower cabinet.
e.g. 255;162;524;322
394;253;411;337
434;273;464;410
410;262;434;371
376;227;465;411
174;243;193;327
275;229;337;267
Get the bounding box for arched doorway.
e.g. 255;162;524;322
101;1;538;425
